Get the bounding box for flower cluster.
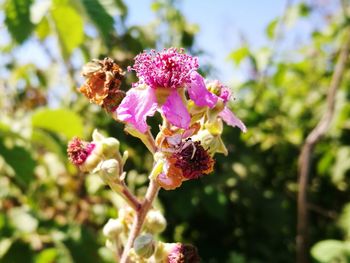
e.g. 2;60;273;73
116;48;219;132
69;48;246;263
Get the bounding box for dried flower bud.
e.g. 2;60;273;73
67;137;103;172
79;57;125;112
134;234;155;258
103;218;123;238
145;210;167;234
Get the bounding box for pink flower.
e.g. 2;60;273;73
116;48;217;133
207;80;247;132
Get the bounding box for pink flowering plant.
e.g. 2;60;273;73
67;48;246;263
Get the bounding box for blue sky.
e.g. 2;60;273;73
127;0;287;82
1;0;337;88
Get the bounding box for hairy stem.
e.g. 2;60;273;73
120;179;160;263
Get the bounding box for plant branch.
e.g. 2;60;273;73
103;176;141;211
296;28;350;263
120;179;160;263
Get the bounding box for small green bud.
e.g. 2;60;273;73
103;218;123;238
134;234;155;259
96;159;120;180
192;129;228;156
145;210;167;234
101;137;120;158
92;129;120;158
207;100;225;123
92;129;105;142
105;239;117;252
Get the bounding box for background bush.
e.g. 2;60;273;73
1;0;350;262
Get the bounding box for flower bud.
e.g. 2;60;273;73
94;159;120;182
105;239;117;252
67;137;104;172
206;80;231;103
67;130;122;173
103;218;123;238
192;129;228;156
118;207;135;226
92;129;120;158
102;137;120;157
145;210;167;234
133;234;155;259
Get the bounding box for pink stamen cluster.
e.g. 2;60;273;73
129;48;199;89
168;243;200;263
67;137;95;166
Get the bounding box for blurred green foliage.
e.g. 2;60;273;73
1;0;350;262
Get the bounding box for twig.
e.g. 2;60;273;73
120;179;160;263
296;28;350;263
307;203;338;219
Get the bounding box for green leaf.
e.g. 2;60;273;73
32;108;84;139
0;140;36;187
80;0;114;45
0;239;13;258
266;18;278;39
31;129;66;161
51;3;84;56
228;46;249;66
35;248;58;263
150;1;162;12
113;0;127;20
35;18;50;40
339;203;350;238
0;122;21;140
331;147;350;189
4;0;34;43
311;240;350;263
1;240;34;263
298;3;311;17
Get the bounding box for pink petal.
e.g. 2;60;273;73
219;106;247;132
161;90;190;129
187;72;218;108
116;86;158;133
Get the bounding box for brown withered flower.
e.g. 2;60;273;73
79;57;125;112
172;140;215;180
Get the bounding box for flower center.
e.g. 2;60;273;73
172;141;214;179
130;48;199;90
67;137;95;166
